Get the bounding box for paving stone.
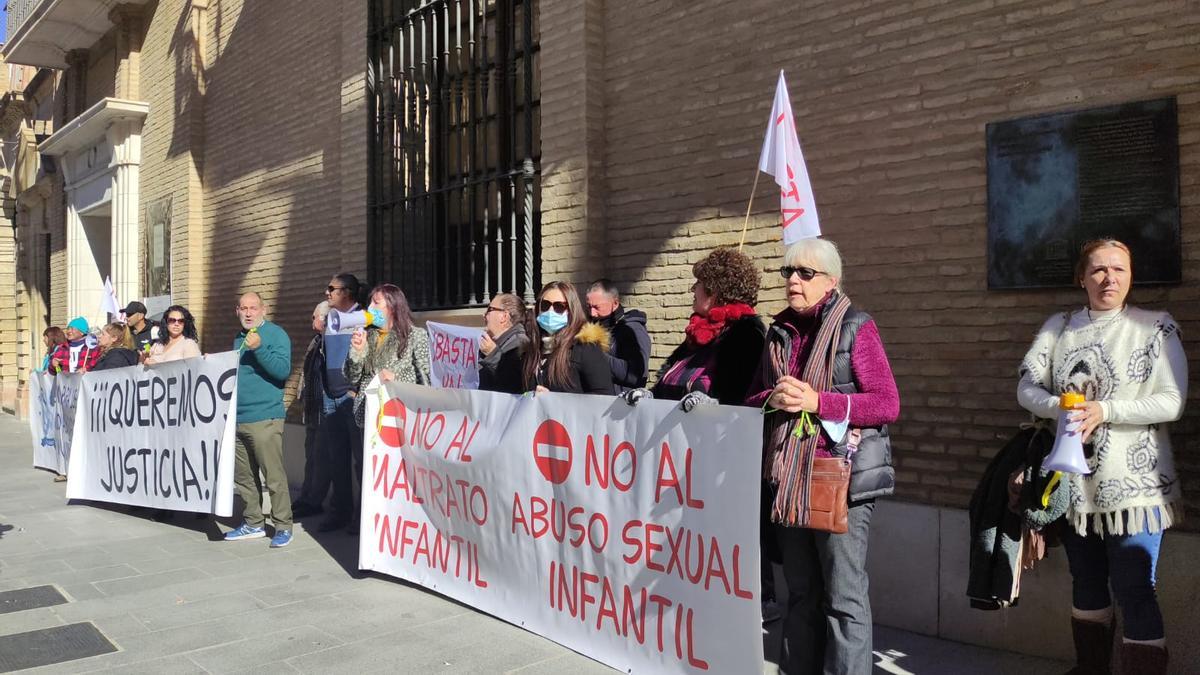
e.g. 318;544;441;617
188;625;344;672
133;592;267;632
0;412;1069;675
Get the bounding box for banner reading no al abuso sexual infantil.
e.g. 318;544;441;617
65;352;240;516
359;383;765;674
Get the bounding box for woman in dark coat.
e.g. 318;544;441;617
522;281;613;395
92;323;140;371
479;292;530;394
645;247;766;409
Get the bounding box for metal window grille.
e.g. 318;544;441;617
368;0;540;310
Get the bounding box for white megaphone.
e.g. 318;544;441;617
327;308;385;334
1042;391;1092;474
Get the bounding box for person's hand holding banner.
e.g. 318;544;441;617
65;351;240;516
359;384;766;674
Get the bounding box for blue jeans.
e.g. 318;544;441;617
323;392;363;522
1061;525;1164;641
776;499;875;675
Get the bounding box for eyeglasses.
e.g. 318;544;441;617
778;265;827;281
484;306;504;315
326;285;346;293
166;317;185;325
539;300;569;314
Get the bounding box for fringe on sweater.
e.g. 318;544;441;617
1071;501;1182;537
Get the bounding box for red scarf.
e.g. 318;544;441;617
685;303;756;346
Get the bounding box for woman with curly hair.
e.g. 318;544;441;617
1017;239;1186;675
145;305;201;364
744;237;900;675
637;247;767;409
522;281;613;394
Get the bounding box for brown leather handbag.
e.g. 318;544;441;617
805;457;851;534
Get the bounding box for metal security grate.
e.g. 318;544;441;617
0;622;118;671
0;585;68;614
368;0;541;310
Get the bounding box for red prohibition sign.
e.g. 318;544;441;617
532;419;573;484
378;398;407;448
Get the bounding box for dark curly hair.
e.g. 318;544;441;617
158;305;199;345
692;247;760;306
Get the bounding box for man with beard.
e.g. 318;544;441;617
122;301;160;354
586;279;651;394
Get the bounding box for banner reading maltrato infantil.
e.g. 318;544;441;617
66;352;240;516
359;384;765;674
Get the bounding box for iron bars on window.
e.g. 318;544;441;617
368;0;540;310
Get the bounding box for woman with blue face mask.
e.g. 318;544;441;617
521;281;614;395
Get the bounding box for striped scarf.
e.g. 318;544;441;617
764;292;852;527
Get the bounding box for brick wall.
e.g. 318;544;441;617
0;205;18;411
85;39;117;106
140;0;204;327
199;0;368;408
540;0;1200;526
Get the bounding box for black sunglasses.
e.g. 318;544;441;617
778;265;826;281
539;300;569;314
327;285;346;293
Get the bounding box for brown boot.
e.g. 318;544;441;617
1066;618;1113;674
1119;642;1168;675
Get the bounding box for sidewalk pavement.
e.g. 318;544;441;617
0;413;1069;674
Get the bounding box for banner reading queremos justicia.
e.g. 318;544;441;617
64;352;240;516
359;383;765;674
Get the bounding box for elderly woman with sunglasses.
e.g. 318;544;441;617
522;281;613;394
744;237;900;675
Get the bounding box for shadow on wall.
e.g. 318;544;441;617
172;0;363;403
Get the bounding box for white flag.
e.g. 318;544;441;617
100;276;121;318
757;71;820;244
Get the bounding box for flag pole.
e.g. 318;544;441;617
738;170;762;251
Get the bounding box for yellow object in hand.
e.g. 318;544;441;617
1059;391;1085;410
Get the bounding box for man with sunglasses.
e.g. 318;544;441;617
305;274;368;533
586;279;651;394
122;301;160;353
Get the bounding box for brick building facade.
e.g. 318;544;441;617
2;0;1199;665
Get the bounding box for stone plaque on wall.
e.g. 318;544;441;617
986;98;1180;288
144;198;172;299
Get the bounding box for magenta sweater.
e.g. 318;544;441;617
745;308;900;457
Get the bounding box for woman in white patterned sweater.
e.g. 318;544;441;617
1017;239;1186;675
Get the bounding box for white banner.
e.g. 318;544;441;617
51;373;83;476
359;384;765;674
28;370;59;471
427;321;483;389
65;352;240;516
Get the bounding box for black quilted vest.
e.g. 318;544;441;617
768;302;896;501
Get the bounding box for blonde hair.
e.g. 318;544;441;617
1075;239;1132;285
101;323;134;352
